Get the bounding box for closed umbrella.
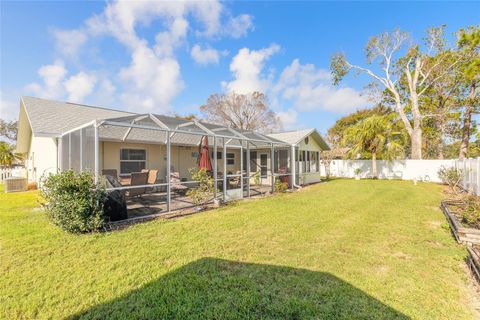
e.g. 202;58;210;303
198;136;212;172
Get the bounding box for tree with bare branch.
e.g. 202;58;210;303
200;92;282;132
331;27;463;159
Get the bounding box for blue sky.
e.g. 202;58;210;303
1;1;479;134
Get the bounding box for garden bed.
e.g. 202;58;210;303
440;200;480;247
467;246;480;282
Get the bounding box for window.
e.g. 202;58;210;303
120;149;146;174
211;151;222;159
226;153;235;165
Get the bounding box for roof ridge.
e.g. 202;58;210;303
268;128;314;135
22;96;136;115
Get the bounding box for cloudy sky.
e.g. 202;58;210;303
1;1;478;133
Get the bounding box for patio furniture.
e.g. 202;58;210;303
126;172;148;198
141;169;159;192
170;172;188;196
141;169;159;185
104;175;128;221
102;169;118;180
228;171;242;189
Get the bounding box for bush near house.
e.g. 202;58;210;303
274;180;288;193
39;170;107;233
186;168;215;208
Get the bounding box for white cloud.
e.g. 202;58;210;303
27;1;256;112
275;59;369;114
222;44;280;94
0;92;19;120
119;45;183;112
64;72;97;102
53;29;88;58
190;44;221;65
225;14;254;38
277;108;299;130
25;60;67;99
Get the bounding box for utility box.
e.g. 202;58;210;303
4;177;28;193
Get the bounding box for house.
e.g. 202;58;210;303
15;96;329;206
268;129;329;185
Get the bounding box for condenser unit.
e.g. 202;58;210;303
4;177;27;193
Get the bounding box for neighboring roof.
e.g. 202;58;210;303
268;129;330;150
21;96;134;137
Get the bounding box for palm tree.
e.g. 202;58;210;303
342;115;406;178
0;142;23;168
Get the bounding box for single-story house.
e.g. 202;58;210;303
15;96;329;207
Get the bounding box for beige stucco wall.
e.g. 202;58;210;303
26;136;58;182
100;142;241;181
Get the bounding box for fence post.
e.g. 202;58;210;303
463;158;467;191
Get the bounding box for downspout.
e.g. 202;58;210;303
291;144;302;189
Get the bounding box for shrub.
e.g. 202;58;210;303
187;168;215;207
437;166;463;194
460;195;480;229
274;180;288;193
40;170;107;233
354;168;362;177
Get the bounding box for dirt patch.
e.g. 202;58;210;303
392;252;412;260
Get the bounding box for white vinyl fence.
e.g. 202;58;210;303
321;158;480;195
453;158;480;195
1;168;12;181
1;167;28;183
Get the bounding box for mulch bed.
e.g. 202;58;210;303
441;200;480;247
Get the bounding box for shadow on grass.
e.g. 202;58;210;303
69;258;409;319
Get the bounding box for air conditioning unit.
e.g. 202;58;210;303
4;177;27;193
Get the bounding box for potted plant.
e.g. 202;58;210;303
187;168;215;211
354;168;362;180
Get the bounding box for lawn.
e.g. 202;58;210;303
0;179;477;319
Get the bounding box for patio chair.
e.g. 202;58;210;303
141;169;158;185
141;169;159;192
170;172;188;196
102;169;118;180
229;171;241;189
126;172;148;198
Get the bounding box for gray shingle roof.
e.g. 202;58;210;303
267;129;315;145
268;129;330;150
20;96;292;148
21;96;134;136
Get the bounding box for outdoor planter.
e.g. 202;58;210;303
467;246;480;282
440;200;480;247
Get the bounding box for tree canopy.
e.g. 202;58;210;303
200;92;282;132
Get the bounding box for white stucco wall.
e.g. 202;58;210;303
26;136;58;182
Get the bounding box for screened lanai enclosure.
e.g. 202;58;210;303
58;114;292;221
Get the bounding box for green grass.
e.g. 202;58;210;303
0;180;477;319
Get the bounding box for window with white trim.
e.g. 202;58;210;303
120;149;146;174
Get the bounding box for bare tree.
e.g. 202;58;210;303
331;27;462;159
200;92;282;132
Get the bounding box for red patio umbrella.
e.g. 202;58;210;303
198;136;212;172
